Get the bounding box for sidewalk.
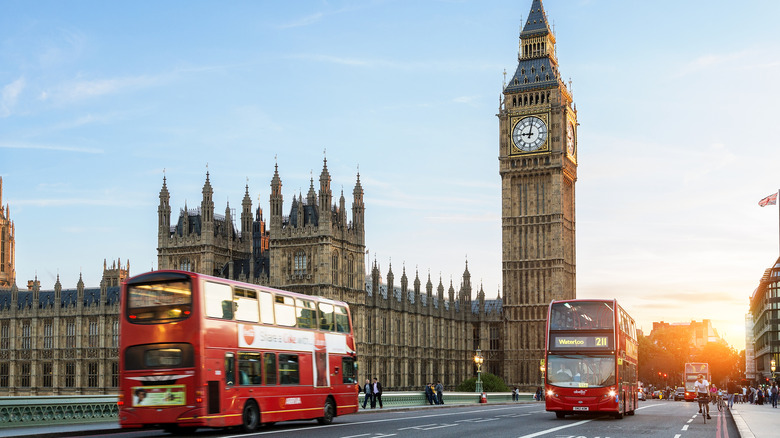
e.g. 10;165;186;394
730;402;780;438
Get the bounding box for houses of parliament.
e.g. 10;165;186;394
0;0;576;395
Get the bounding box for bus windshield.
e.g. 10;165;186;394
547;354;616;388
549;301;614;330
127;279;192;323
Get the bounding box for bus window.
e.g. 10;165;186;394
205;282;233;319
259;291;274;324
127;279;192;324
335;306;350;333
319;303;334;331
296;299;317;329
549;301;614;330
264;353;276;385
225;352;235;386
279;354;299;385
238;352;262;385
124;343;194;370
342;357;357;384
234;288;259;323
274;295;296;327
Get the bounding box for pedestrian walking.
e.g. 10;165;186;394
435;381;444;405
372;377;383;408
771;383;778;408
361;379;373;409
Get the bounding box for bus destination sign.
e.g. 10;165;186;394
550;334;612;349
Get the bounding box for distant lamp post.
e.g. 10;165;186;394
474;348;484;393
771;358;776;382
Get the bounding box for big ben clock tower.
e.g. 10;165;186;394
499;0;577;388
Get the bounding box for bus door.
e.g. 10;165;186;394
222;352;240;414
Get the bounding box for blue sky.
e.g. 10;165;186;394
2;0;780;350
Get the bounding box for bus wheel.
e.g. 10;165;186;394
555;412;566;419
317;398;335;425
242;400;260;432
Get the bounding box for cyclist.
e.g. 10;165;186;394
694;374;711;419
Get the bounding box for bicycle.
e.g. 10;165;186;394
697;394;710;424
717;394;726;412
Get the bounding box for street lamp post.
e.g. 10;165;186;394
771;357;776;383
474;348;484;393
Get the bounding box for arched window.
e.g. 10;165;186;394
332;251;339;285
294;251;307;276
347;255;355;288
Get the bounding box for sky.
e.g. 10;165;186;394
2;0;780;351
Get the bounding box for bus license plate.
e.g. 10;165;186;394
573;406;589;411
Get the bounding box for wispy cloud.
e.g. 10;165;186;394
675;50;752;78
1;77;26;117
42;74;162;105
0;141;103;154
277;12;325;29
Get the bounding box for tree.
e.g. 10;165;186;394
456;373;510;392
691;342;743;386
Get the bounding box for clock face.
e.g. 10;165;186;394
512;116;548;152
566;122;575;156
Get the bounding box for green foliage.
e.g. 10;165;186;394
456;373;510;392
638;329;744;389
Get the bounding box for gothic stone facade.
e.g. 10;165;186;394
0;260;128;395
499;0;577;388
158;160;504;390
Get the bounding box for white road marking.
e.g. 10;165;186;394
516;419;593;438
682;425;689;431
398;423;459;430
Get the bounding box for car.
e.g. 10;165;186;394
674;387;686;401
652;390;663;399
638;390;646;401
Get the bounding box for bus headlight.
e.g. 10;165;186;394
546;389;556;397
608;390;616;397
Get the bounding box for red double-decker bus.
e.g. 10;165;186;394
683;362;710;402
544;299;639;419
118;270;359;433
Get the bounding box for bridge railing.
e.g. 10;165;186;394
0;392;538;428
359;391;536;408
0;395;118;428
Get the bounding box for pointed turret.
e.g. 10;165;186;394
338;189;346;226
225;201;233;239
461;259;472;303
401;264;409;310
158;174;171;245
505;0;562;94
270;162;283;232
426;272;433;299
414;268;422;306
202;171;214;224
307;176;317;206
387;262;395;302
352;171;364;230
319;157;332;228
241;182;253;240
